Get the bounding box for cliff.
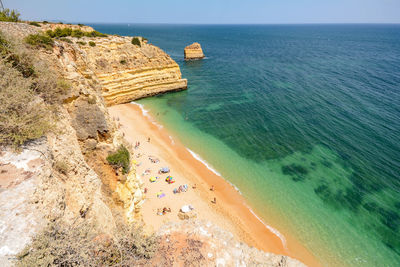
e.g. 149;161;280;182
79;36;188;106
0;22;306;266
0;22;144;265
184;42;205;60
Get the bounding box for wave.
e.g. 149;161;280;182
186;148;222;177
247;206;288;250
186;149;287;250
131;102;163;129
131;101;287;251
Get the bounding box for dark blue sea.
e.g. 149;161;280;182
90;23;400;266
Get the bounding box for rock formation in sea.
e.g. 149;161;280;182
184;42;205;60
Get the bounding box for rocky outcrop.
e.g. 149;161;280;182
0;22;145;265
184;42;205;60
78;36;187;106
156;220;306;267
39;23;94;32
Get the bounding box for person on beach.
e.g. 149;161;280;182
212;197;217;204
148;137;150;142
192;184;197;189
210;185;214;191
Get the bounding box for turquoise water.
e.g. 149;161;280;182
91;24;400;266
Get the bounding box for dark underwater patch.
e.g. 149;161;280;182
321;160;333;168
281;164;309;182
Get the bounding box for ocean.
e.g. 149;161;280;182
90;23;400;266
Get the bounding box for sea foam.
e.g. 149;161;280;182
131;102;163;129
187;148;222;177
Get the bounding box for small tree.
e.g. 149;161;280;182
0;9;20;22
106;145;130;174
88;41;96;47
131;37;141;47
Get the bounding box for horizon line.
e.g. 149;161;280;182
54;21;400;26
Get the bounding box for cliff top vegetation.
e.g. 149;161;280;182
0;30;70;148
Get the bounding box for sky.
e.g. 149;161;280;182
4;0;400;24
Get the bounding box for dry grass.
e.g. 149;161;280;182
54;160;69;175
0;31;71;148
16;221;158;267
0;59;51;147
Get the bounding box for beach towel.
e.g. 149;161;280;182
157;192;166;198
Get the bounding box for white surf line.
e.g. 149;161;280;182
247;205;288;250
186;148;288;250
131;102;163;129
131;101;288;250
186;148;222;177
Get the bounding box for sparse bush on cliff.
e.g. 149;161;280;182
45;28;108;39
0;31;70;147
0;33;35;78
106;145;130;174
0;8;20;22
17;221;158;266
71;29;84;38
89;41;96;47
28;21;41;27
54;160;69;174
0;59;51;147
131;37;141;47
42;20;48;24
59;37;72;43
77;41;86;45
24;33;54;50
120;59;127;65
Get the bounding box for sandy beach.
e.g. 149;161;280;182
108;103;321;267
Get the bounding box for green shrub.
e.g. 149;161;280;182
59;37;72;43
24;34;54;50
45;29;55;38
54;160;69;174
0;8;20;22
106;145;130;174
87;95;96;104
42;20;48;24
131;37;141;47
45;28;107;39
71;29;84;38
78;23;85;27
76;41;86;45
85;30;107;37
89;41;96;47
120;59;127;65
28;21;41;27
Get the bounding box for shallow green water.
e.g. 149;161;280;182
93;24;400;266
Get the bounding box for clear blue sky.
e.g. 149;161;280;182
4;0;400;24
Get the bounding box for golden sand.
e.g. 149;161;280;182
108;103;321;267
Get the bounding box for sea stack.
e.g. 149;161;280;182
184;42;205;60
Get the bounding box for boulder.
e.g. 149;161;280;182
184;42;205;60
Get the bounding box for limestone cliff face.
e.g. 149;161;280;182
184;42;205;60
79;36;187;106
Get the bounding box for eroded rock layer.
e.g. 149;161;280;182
80;36;187;106
184;42;205;60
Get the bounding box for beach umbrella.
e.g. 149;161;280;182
160;167;170;173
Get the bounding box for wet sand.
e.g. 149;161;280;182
108;103;321;267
